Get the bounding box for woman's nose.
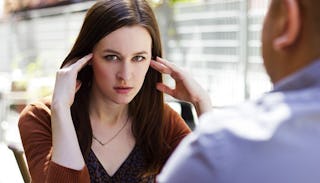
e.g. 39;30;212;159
116;61;132;81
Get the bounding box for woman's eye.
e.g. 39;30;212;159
133;56;145;62
104;55;119;61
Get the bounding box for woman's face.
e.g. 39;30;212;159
91;25;152;104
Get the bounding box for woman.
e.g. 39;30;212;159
18;0;212;182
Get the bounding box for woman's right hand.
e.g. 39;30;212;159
52;53;93;108
51;54;92;170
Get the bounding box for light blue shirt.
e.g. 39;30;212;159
158;60;320;183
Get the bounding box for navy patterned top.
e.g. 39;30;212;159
85;145;155;183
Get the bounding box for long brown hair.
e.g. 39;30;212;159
60;0;167;176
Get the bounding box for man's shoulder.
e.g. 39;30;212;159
196;93;291;141
196;88;320;143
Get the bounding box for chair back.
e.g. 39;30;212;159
8;143;31;183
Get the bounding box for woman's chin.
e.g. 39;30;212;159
112;97;135;105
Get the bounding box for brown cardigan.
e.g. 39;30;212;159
18;98;191;183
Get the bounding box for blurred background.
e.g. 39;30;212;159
0;0;270;182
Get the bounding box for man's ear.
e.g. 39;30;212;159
273;0;301;50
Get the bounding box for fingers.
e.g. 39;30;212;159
150;56;180;74
75;80;82;92
70;53;93;72
156;83;175;97
150;60;172;75
62;53;92;70
151;57;185;81
155;57;176;69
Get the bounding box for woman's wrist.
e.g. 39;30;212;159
51;100;71;112
51;100;85;170
192;94;212;116
51;102;73;127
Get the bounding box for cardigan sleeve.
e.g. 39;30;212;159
163;104;192;159
18;99;90;183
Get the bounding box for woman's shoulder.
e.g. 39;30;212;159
163;102;191;133
162;102;192;156
23;96;51;113
18;96;52;128
163;103;183;123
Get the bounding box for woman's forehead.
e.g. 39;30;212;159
95;26;152;54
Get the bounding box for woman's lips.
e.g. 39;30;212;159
114;86;133;94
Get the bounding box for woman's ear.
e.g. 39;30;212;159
273;0;301;50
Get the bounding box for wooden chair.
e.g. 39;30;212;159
7;143;31;183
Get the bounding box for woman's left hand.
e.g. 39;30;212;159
150;57;212;116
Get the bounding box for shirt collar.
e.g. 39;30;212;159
272;59;320;92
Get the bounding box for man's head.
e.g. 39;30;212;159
262;0;320;83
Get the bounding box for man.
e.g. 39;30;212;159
157;0;320;182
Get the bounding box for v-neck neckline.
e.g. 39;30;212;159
90;145;137;178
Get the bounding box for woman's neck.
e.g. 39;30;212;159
89;90;128;126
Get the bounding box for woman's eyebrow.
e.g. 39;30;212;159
103;49;149;55
102;49;121;55
134;51;148;55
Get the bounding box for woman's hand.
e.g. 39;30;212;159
150;57;212;116
51;53;92;170
52;53;93;108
